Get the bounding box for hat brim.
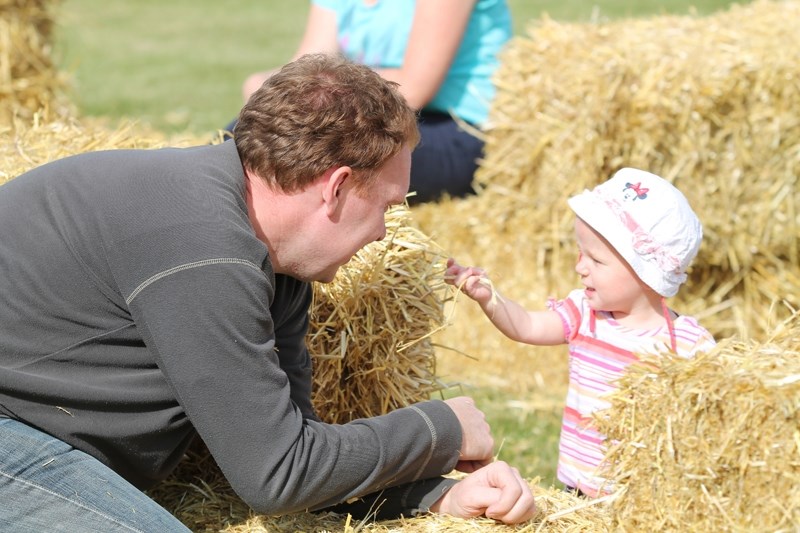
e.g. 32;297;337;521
567;191;660;294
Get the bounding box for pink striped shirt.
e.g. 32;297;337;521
548;289;716;497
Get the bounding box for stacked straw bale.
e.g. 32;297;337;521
595;313;800;532
473;0;800;339
0;0;71;124
308;205;451;423
413;0;800;395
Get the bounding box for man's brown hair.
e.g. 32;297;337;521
234;53;419;193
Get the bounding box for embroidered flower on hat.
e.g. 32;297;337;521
631;229;684;276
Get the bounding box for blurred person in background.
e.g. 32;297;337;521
229;0;512;204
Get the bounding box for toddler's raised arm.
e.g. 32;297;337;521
445;258;566;346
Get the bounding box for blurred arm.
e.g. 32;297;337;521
376;0;477;109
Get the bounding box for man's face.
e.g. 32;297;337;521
309;146;412;283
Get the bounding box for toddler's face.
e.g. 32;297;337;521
573;218;646;317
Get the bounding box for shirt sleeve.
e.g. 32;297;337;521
547;290;585;342
325;476;459;519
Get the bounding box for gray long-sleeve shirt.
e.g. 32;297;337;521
0;141;461;516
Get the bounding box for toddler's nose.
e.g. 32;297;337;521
574;252;588;276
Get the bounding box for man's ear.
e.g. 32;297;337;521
321;166;352;218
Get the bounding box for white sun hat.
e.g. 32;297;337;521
567;168;703;298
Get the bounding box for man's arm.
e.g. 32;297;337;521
128;261;464;515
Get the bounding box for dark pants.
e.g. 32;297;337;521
223;109;483;205
409;110;483;204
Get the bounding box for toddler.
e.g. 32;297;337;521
447;168;716;497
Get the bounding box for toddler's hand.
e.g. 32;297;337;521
445;258;495;305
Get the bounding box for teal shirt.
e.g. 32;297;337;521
313;0;512;125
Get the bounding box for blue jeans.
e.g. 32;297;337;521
0;418;190;532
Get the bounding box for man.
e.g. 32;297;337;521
0;54;535;531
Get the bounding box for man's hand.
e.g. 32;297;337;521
430;461;536;524
443;396;494;471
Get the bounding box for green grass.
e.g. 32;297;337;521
54;1;308;135
53;0;743;136
440;385;564;485
51;0;743;489
522;0;742;21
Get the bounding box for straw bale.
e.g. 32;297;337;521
471;0;798;335
595;313;800;532
308;204;451;423
477;0;799;274
0;0;72;124
0;116;186;184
